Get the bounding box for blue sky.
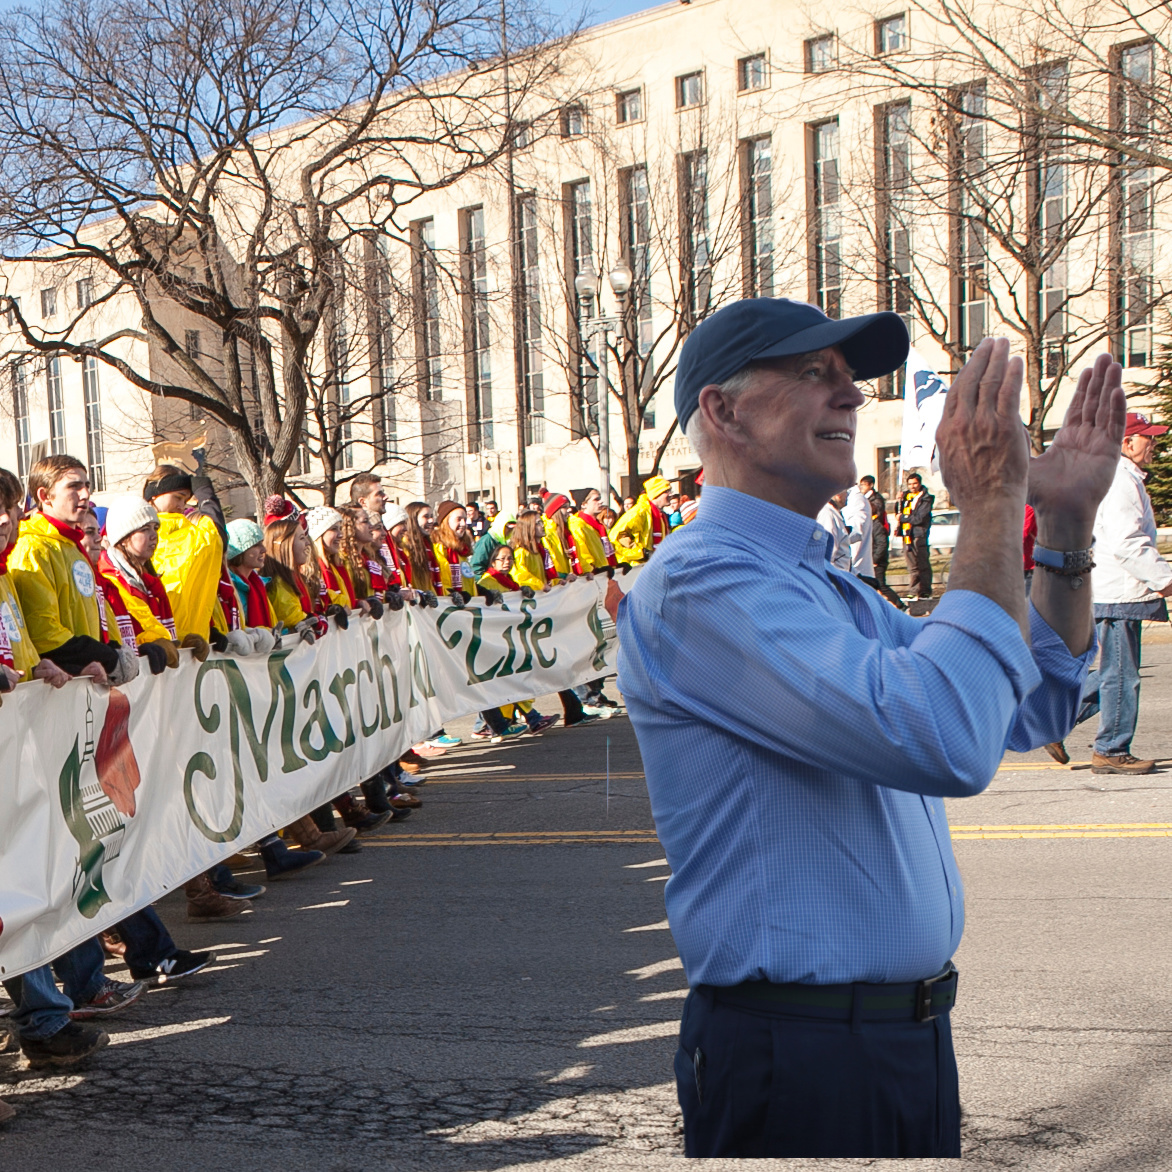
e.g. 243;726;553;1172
578;0;666;27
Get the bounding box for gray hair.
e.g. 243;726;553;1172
683;361;768;459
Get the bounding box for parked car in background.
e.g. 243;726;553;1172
890;509;961;551
927;509;960;550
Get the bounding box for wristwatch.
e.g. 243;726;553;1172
1032;543;1095;588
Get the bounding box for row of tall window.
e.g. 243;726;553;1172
806;37;1157;392
8;353;104;488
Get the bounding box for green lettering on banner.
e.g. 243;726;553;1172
299;679;346;761
530;615;557;668
514;598;537;673
370;626;402;728
328;669;358;749
587;603;608;671
497;624;517;678
183;750;243;843
58;737;111;918
411;641;435;704
438;605;506;685
355;659;381;738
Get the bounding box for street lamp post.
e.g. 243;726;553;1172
575;259;632;505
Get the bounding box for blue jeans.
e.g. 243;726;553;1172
50;936;108;1006
1077;618;1142;755
117;907;179;974
2;964;74;1040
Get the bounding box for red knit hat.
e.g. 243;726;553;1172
543;493;570;518
263;495;305;529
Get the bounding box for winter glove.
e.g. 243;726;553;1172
384;589;404;612
325;603;349;630
208;630;230;654
160;639;180;668
180;633;211;662
520;586;536;600
109;645;141;686
294;618;318;645
249;627;277;655
604;566;615;578
224;629;253;657
419;591;439;610
450;590;469;608
365;596;384;620
480;589;502;607
139;641;169;675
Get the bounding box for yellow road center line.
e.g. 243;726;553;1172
952;823;1172;831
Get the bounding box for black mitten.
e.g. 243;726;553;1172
384;589;404;612
139;641;169;675
366;596;384;620
326;603;349;630
208;629;230;653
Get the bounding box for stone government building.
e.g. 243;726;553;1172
0;0;1165;514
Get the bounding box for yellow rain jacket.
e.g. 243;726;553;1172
432;543;478;597
268;576;311;629
542;518;575;578
509;547;549;591
567;513;609;573
0;571;40;677
610;494;668;565
152;512;224;640
9;512;118;652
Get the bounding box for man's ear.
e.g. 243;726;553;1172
697;384;737;439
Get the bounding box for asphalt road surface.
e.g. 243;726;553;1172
4;632;1172;1172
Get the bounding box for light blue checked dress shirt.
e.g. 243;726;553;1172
617;486;1094;987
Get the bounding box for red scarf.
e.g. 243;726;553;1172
381;541;407;589
577;512;617;566
319;556;357;608
217;570;241;631
241;570;272;628
365;556;387;593
484;567;521;591
650;503;670;547
0;546;9;575
294;572;319;617
561;526;584;575
43;512;108;640
439;542;469;591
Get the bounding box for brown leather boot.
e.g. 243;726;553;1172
1091;752;1155;775
185;872;250;921
288;815;358;856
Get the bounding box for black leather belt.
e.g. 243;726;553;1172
709;962;958;1024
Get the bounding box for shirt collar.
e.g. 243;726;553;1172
696;485;829;568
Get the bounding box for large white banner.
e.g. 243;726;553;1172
0;574;637;980
900;349;950;475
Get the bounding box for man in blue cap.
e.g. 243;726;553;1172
617;297;1125;1157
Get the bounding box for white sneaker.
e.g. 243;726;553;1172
582;705;614;719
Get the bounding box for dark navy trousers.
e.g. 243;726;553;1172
675;985;961;1158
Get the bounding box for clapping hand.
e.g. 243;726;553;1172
1028;353;1125;539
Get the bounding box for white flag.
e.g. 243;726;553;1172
900;349;950;474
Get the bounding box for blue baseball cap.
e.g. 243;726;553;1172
674;299;910;433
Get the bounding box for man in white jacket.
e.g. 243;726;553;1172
843;484;876;583
1048;411;1172;773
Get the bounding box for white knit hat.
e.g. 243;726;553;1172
382;503;408;531
304;505;344;542
104;495;159;548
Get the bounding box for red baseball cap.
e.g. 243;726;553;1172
1125;411;1169;438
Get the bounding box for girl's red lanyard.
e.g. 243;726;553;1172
582;513;616;563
